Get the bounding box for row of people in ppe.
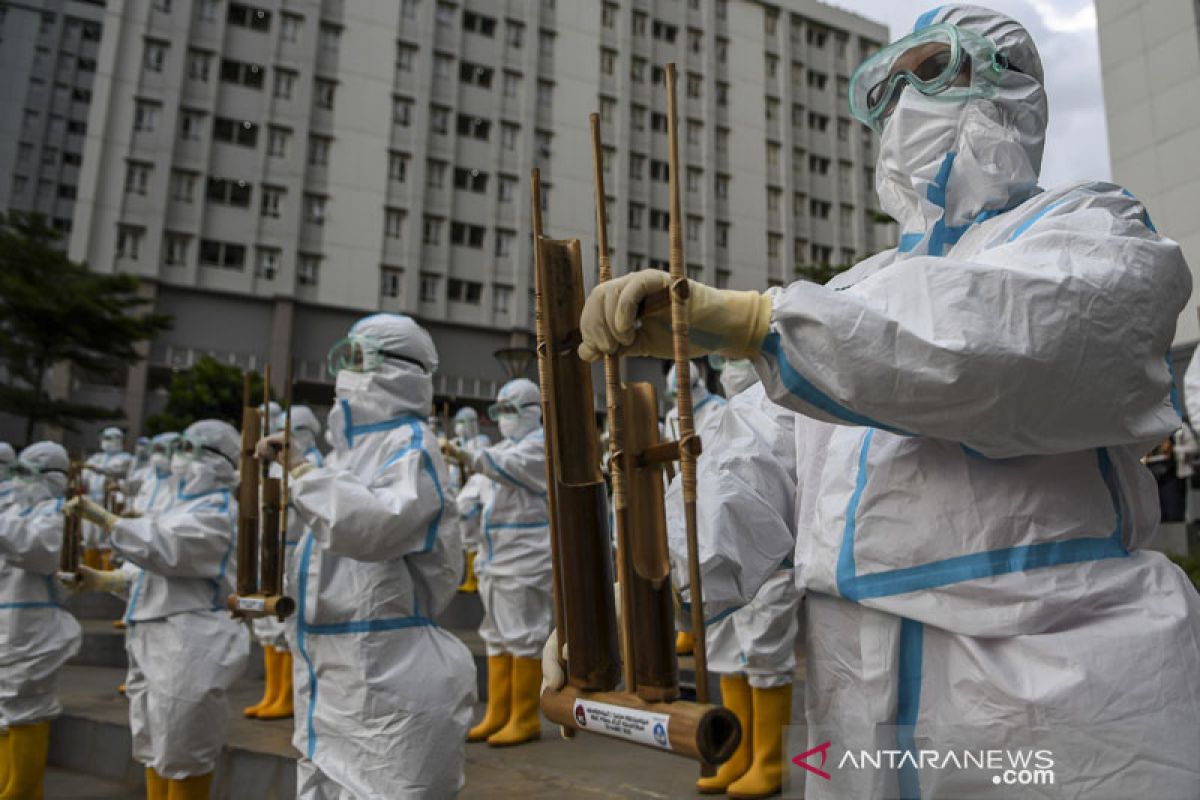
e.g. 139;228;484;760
566;4;1200;798
447;406;492;594
81;427;133;567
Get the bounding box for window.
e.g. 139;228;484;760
599;96;616;124
305;194;326;224
766;98;779;121
207;177;252;207
450;222;485;248
632;11;647;36
716;222;729;249
319;23;340;53
687;73;702;99
386;208;407;238
125;162;152;195
298;254;320;286
687;119;702;146
436;1;455;27
281;13;303;42
134;101;160;132
602;3;617;29
457;115;490;141
652;20;677;42
420;274;440;302
389;152;409;182
422;216;443;244
256;247;280;279
651;65;664;85
427;160;447;188
809;199;831;218
689;28;703;54
493;285;512;313
228;3;271;31
649;258;668;271
715;268;730;288
72;88;92;104
171;170;197;202
379;267;403;299
188;49;212;81
765;54;777;79
179;109;206;140
501;123;519;150
631;105;646;131
539;28;555;57
196;0;218;22
393;96;413;126
686;166;702;192
506;20;524;48
464;11;496;36
66;119;86;135
77;57;96;72
628;203;643;230
807;70;828;91
600;49;615;76
502;71;520;98
274;69;296;99
649;209;669;231
447;279;482;304
261;185;284;218
767;142;781;170
768;188;781;215
221;58;264;89
537;80;553;107
807;27;827;48
199;239;246;270
651;160;669;182
837;118;850;143
430;106;450;135
715;173;729;199
401;0;419;20
631;57;647;83
715;37;727;63
536;130;552;158
811;243;832;265
314;79;336;109
214;117;259;147
164;233;190;266
144;40;168;72
809;155;830;174
397;42;417;73
764;9;777;35
453;167;488;193
268;126;290;157
494;229;515;257
716;127;729;154
308;134;331;165
715;82;729;107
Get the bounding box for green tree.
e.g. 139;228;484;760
145;356;267;435
0;212;172;442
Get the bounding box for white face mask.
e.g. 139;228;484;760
169;452;189;478
151;453;169;473
720;359;758;397
498;413;521;440
877;88;967;226
454;421;469;440
101;438;122;455
335;369;374;398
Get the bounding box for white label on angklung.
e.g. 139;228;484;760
572;699;671;750
237;597;266;612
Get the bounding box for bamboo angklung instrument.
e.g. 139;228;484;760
58;461;84;582
536;88;739;765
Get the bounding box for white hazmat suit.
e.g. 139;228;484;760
82;427;133;555
0;444;15;512
129;432;180;518
663;363;725;440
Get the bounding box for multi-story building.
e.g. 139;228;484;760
1098;0;1200;360
54;0;889;442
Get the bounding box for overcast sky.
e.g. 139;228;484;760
826;0;1107;188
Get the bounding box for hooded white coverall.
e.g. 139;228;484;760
287;314;476;798
83;428;133;552
130;432;180;518
0;444;15;513
109;420;250;779
663;363;726;441
737;6;1200;798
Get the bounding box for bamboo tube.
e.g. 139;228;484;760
234;373;260;601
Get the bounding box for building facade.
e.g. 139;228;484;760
15;0;890;443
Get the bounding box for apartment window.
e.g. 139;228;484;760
125;162;152;195
267;126;290;157
72;89;92;104
453;167;488;193
631;57;647;83
134;101;160;132
837;118;850;142
716;222;729;248
179;109;206;140
767;143;781;170
396;43;417;73
687;120;702;146
764;9;777;35
810;199;831;218
256;247;280;279
464;11;496;36
651;65;665;85
308;134;331;165
506;20;524;48
632;11;647;36
274;69;297;99
460;61;493;89
687;73;702;99
501;123;518;150
811;243;832;264
488;174;514;204
281;13;303;42
66;120;86;135
808;70;828;91
807;27;827;48
228;3;271;31
809;155;830;174
493;285;512;313
188;49;212;81
144;40;168;73
450;222;485;248
435;2;457;27
766;98;779;121
502;71;520;98
631;105;646;131
171;170;197;202
393;96;414;126
652;20;677;42
600;49;615;76
792;103;806;127
196;0;218;21
689;28;703;54
430;105;450;134
628;253;645;272
536;130;552;158
687;215;702;242
447;279;482;304
767;234;782;258
420;274;440;302
837;76;849;99
494;229;515;257
793;193;806;221
164;233;190;266
221;58;264;89
207;177;252;207
199;239;245;270
628;203;644;230
214;117;258;147
319;23;340;53
649;258;668;272
261;185;284;218
77;57;97;72
386;208;407;238
537;80;553;107
715;82;729;107
117;226;143;260
768;188;781;215
686;167;702;193
457;114;491;141
389;152;409;182
715;174;729;199
649;209;669;231
650;160;669;182
305;194;326;224
401;0;419;20
427;160;447;188
380;267;403;299
715;38;727;63
601;3;617;29
314;79;336;109
650;112;668;133
422;216;443;246
298;254;320;286
599;96;616;124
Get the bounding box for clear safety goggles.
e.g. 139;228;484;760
176;436;236;469
486;400;538;422
9;460;64;483
849;22;1011;133
151;440;177;457
326;335;429;377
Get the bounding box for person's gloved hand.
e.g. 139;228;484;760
61;565;129;594
578;271;773;361
255;432;308;470
441;438;467;466
541;628;566;694
65;496;119;534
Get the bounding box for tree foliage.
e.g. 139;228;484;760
145;356;267;435
0;212;172;442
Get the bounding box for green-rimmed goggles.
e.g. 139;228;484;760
849;22;1011;134
10;460;65;483
326;335;429;377
176;436;236;469
487;400;538;422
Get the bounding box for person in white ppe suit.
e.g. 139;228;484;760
129;432;180;518
68;419;249;800
0;442;82;798
82;427;134;568
445;378;551;747
0;444;15;512
244;405;323;722
571;5;1200;798
257;314;475;798
123;437;152;499
448;407;491;593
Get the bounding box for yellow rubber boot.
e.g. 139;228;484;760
487;656;542;747
696;675;753;793
0;731;10;794
258;649;294;720
458;551;479;593
243;647;277;718
467;654;512;742
166;773;212;800
727;685;793;799
0;721;50;800
145;767;168;800
676;630;694;655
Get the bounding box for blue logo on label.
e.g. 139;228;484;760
653;721;667;747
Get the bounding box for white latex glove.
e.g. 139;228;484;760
62;565;129;594
255;432;307;470
65;496;119;534
541;628;566;693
